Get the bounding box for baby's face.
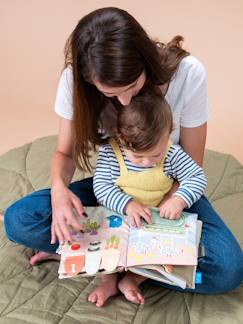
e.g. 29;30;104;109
123;133;170;167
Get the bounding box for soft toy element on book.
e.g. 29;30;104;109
142;208;186;234
85;241;102;275
101;236;120;272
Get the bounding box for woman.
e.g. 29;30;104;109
4;7;243;307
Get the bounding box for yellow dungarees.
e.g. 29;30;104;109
110;139;174;207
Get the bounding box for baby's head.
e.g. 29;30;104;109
116;90;173;167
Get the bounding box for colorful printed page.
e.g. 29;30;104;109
126;210;198;267
129;221;202;289
58;206;129;278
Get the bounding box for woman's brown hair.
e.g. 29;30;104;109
116;90;173;152
64;7;189;171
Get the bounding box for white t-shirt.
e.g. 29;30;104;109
54;55;210;144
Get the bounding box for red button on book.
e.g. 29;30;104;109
71;244;81;250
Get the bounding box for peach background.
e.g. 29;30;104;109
0;0;243;163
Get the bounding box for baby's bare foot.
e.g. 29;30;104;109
30;251;60;266
118;272;146;305
88;273;119;307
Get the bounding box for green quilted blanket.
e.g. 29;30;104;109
0;136;242;324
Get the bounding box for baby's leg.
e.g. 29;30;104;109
118;272;146;305
88;273;119;307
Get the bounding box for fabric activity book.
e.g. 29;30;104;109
57;206;202;289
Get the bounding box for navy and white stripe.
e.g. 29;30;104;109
93;143;207;214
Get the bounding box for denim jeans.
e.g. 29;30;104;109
4;177;243;294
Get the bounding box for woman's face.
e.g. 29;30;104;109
93;72;146;106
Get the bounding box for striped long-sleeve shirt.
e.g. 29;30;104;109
93;143;207;215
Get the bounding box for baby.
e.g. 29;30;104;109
88;90;207;307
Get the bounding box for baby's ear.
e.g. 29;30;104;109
116;133;134;151
115;133;124;145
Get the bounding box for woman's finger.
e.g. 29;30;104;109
54;222;65;245
72;197;86;219
69;211;83;231
65;208;82;230
51;223;57;244
57;216;72;243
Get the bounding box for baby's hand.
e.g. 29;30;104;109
125;200;152;228
159;196;187;220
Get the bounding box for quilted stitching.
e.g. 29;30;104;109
0;136;243;323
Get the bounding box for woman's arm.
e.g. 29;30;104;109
50;117;85;244
159;122;207;203
51;117;76;189
163;58;208;198
180;123;207;167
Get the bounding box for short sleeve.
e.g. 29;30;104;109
180;58;210;128
54;66;74;120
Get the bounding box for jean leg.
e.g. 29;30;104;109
4;177;98;253
149;196;243;294
4;188;56;253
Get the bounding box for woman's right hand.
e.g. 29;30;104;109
50;185;86;245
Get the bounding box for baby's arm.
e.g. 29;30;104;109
93;145;132;215
94;144;151;226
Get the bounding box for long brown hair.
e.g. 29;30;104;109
64;7;189;171
117;90;173;152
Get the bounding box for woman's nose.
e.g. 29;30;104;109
117;92;132;106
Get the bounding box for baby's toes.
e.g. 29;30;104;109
137;292;145;305
88;292;98;303
126;290;143;304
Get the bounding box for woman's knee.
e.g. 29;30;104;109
213;246;243;293
4;200;25;242
224;249;243;291
4;191;50;241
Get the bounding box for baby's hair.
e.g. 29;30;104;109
116;90;173;151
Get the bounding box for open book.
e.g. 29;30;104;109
57;206;202;289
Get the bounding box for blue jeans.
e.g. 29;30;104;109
4;177;243;294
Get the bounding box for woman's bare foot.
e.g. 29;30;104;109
88;273;119;307
118;272;146;305
30;251;60;266
0;213;4;221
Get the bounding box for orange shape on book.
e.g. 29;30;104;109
64;255;85;275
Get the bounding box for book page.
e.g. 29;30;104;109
129;266;187;289
58;206;129;278
126;210;198;267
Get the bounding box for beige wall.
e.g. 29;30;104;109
1;0;243;163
